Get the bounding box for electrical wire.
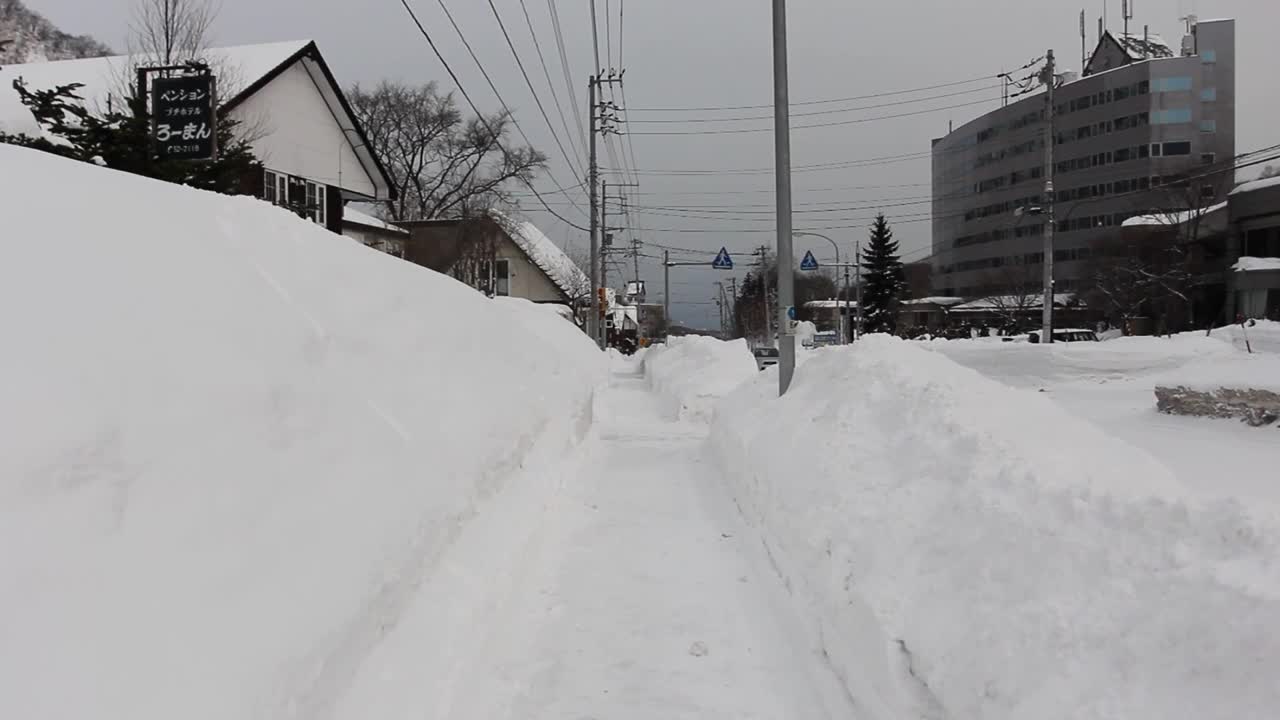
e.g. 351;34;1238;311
517;0;587;174
627;84;1001;124
629;74;998;112
627;96;1001;136
546;0;590;158
396;0;589;231
485;0;585;182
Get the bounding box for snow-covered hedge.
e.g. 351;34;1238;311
643;336;757;421
0;145;606;718
709;335;1280;720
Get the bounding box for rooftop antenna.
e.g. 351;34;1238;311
1103;0;1108;31
1122;0;1133;38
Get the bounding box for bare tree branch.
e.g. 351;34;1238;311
349;81;546;222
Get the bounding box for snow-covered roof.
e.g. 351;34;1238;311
489;210;589;301
950;293;1077;312
1230;175;1280;197
1233;257;1280;273
902;296;967;307
804;300;858;309
0;41;310;138
342;208;408;235
1116;32;1174;61
1121;201;1228;227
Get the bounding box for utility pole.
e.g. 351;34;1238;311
1042;49;1057;344
855;240;863;341
772;0;796;394
844;262;852;343
588;76;600;349
631;237;642;284
716;282;727;336
729;276;738;337
588;72;625;350
756;246;772;345
601;178;609;332
663;250;671;337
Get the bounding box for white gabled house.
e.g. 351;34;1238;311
0;40;394;232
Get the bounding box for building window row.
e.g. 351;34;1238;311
1057;176;1152;202
1057;212;1138;233
963;194;1042;222
954;222;1045;249
1056;112;1150;146
939;247;1095;276
1055;80;1150;117
970;165;1042;196
975;138;1043;169
1056;140;1191;175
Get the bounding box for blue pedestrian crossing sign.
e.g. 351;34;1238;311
800;250;820;271
712;247;734;270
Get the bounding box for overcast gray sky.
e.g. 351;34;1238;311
30;0;1280;328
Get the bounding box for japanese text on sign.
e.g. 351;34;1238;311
149;73;217;161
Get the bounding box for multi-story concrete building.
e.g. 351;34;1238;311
931;18;1235;299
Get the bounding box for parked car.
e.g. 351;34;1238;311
1021;328;1100;343
753;347;780;371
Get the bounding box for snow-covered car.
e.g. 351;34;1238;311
1017;328;1099;343
753;347;780;371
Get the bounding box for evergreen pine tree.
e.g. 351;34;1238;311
860;213;905;335
2;75;259;195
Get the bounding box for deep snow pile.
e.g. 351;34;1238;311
642;336;757;421
1205;319;1280;356
0;145;604;719
935;330;1280;392
709;336;1280;720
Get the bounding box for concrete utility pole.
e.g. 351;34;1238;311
772;0;796;394
1042;49;1057;344
729;276;738;336
601;179;609;338
588;76;601;348
663;250;671;336
756;246;772;345
855;240;863;341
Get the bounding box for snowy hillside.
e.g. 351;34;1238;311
0;144;605;719
710;337;1280;720
0;0;111;64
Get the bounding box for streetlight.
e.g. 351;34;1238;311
793;231;848;344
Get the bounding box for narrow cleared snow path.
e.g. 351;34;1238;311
339;368;857;719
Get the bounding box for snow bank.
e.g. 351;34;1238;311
0;145;605;719
643;336;756;421
1206;319;1280;355
709;336;1280;720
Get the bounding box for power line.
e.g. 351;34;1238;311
613;143;1280;240
397;0;589;231
628;74;998;112
517;0;586;175
628;96;1001;136
627;84;1001;124
485;0;585;182
545;0;590;158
